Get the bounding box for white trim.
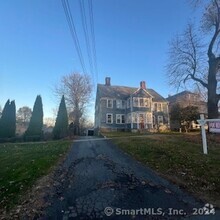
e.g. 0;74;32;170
132;88;154;98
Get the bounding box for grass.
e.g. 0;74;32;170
101;130;183;138
109;133;220;207
101;131;151;137
0;140;72;211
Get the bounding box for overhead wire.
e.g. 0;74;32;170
88;0;98;83
79;0;94;82
61;0;98;83
61;0;87;74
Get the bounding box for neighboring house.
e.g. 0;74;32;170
167;91;207;114
95;77;169;132
166;91;207;130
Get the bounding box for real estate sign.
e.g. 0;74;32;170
209;121;220;133
197;115;220;154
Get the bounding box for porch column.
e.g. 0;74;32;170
130;95;133;129
131;112;133;129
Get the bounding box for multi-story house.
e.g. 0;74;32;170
166;91;207;130
167;91;207;114
95;77;169;132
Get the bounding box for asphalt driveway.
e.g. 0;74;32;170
43;137;219;219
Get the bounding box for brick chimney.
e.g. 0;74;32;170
140;81;146;90
105;77;111;86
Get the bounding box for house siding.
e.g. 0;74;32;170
95;79;169;132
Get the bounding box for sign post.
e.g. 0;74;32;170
197;114;207;154
197;114;220;155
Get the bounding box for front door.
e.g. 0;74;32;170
139;113;145;129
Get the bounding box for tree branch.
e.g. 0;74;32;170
190;73;208;88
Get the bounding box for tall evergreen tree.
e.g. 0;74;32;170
0;99;16;138
53;95;68;139
9;100;16;137
25;95;43;138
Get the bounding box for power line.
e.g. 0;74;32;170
61;0;87;74
79;0;94;81
88;0;98;82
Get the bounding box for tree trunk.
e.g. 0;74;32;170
207;58;219;119
75;118;80;135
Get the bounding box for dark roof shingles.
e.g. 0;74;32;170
97;84;167;102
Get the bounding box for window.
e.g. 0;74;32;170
154;103;162;112
106;114;113;124
116;114;125;124
107;99;113;108
116;100;121;109
133;97;138;107
154;103;157;111
133;113;138;123
122;115;125;123
144;99;148;107
158;103;162;112
127;98;131;108
116;100;126;109
158;115;163;124
146;113;152;123
122;100;126;109
140;98;144;107
133;97;149;107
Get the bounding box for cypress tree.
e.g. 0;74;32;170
9;100;16;137
25;95;43;139
0;99;16;138
53;95;68;139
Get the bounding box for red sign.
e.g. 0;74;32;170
209;121;220;133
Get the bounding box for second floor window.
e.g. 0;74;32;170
107;99;113;108
116;100;126;109
133;98;139;107
140;98;144;107
154;103;162;112
158;103;162;111
133;97;149;107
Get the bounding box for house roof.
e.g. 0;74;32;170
97;84;167;102
166;90;195;102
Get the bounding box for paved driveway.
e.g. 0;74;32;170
44;137;218;219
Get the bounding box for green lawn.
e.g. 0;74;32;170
110;133;220;207
101;131;151;137
0;140;72;211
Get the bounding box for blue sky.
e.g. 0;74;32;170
0;0;198;122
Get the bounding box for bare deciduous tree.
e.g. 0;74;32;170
167;0;220;118
17;106;32;124
55;72;93;135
